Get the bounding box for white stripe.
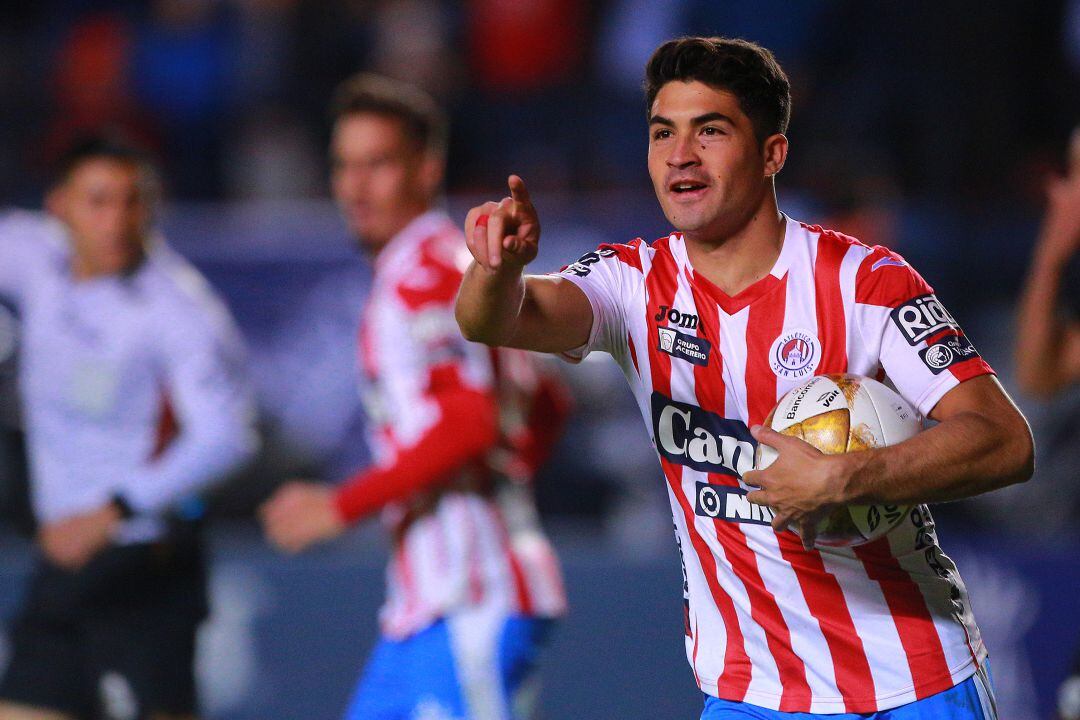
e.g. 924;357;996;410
446;583;510;719
776;224;818;399
840;244;875;374
718;306;750;426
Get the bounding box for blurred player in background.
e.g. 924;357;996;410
0;137;257;720
1016;127;1080;396
261;75;567;720
1015;128;1080;720
456;37;1033;719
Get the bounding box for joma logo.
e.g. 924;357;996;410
653;305;698;329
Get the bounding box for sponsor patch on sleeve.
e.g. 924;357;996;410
919;334;980;374
560;247;617;277
889;293;961;346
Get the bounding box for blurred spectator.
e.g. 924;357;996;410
132;0;241;199
42;13;160;178
1014;128;1080;720
0;136;257;718
458;0;595;189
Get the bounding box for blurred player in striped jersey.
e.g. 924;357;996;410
261;75;567;720
456;37;1034;719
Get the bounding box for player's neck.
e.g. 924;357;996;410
361;204;434;260
682;191;784;298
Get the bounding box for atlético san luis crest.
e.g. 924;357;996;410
769;328;821;379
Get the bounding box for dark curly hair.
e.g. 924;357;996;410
645;37;791;144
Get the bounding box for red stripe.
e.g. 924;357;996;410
396;541;418;620
688;282;725;415
854;537;954;698
745;276;787;426
854;247;932;308
461;502;486;604
813;233;849;375
627;331;640;377
490;504;534;615
774;532;876;710
647;241;752;697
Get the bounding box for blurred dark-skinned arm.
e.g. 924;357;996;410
1015;128;1080;398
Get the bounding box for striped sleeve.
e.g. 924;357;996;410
554;239;643;361
853;247;994;417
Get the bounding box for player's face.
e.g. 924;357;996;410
331;113;439;252
48;158;151;278
648;81;783;240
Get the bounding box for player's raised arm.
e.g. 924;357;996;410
456;175;593;353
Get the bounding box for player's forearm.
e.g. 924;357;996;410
840;408;1034;506
1015;246;1068;396
123;423;258;514
333;386;498;522
455;261;526;346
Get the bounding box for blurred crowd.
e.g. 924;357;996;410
0;0;1077;204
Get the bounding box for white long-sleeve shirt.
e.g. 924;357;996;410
0;210;257;542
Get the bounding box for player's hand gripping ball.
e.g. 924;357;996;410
754;374;919;547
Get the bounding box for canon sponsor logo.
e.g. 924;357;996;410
651;392;755;477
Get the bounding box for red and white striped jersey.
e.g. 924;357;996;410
557;217;993;713
357;210;566;639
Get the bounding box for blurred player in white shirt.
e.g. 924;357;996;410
261;75;566;720
0;137;257;720
456;36;1033;720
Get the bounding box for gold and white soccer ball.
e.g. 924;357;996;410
754;374;920;547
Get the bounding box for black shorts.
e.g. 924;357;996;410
0;538;207;719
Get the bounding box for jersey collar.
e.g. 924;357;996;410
673;213;797;316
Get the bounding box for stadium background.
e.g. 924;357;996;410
0;1;1078;717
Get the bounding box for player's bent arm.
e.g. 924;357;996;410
120;310;259;515
333;377;499;522
455;263;593;353
840;375;1035;506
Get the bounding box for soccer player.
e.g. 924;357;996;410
0;137;257;720
456;37;1034;719
260;74;567;720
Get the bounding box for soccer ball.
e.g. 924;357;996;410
754;374;920;547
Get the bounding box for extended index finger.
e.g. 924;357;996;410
508;174;531;207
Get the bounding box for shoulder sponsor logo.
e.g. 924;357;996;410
651;392;755;477
657;326;711;366
890;294;960;345
561;247;618;277
871;256;907;272
769;328;821;378
695;482;776;525
919;334;979;374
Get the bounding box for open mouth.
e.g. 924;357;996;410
668;180;709;198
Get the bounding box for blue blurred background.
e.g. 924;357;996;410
0;1;1078;718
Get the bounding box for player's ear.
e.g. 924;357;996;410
418;152;445;199
45;184;68;220
762;133;788;178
